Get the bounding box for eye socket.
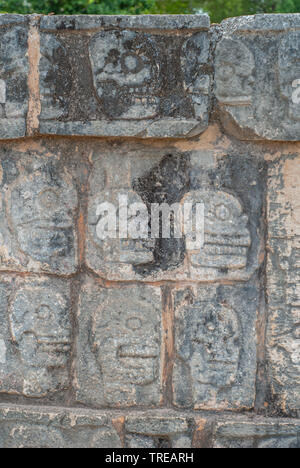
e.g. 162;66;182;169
126;317;142;331
215;204;231;221
36;304;51;320
121;53;144;74
38;189;59;209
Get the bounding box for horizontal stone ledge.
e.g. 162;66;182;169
221;13;300;31
1;13;300;141
40;14;210;31
0;404;300;448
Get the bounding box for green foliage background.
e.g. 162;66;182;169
0;0;300;23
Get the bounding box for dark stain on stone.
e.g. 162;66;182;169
133;153;190;274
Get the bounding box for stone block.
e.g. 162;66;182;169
75;277;163;408
216;15;300;140
267;155;300;413
0;16;29;138
212;417;300;448
125;413;193;448
0;275;72;398
0;144;79;275
172;282;258;410
86;148;265;282
0;405;122;448
39;15;210;138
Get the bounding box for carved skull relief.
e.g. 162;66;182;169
91;288;160;405
181;190;251;271
89;30;160;119
7;169;78;264
9;286;71;369
215;38;255;106
181;32;210;119
0;27;28;119
88;188;154;271
279;32;300;122
188;303;240;388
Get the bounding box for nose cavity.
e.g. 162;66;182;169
36;304;52;321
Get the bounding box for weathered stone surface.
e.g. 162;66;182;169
125;413;193;448
39;15;210;138
0;16;29;138
267;155;300;414
0;276;71;398
172;282;258;410
0;404;122;448
87;148;264;281
75;277;162;407
0;144;79;275
212;417;300;448
216;15;300;140
40;14;210;31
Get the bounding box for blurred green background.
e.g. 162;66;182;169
0;0;300;24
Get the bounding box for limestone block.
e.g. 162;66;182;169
39;15;210;138
172;282;258;410
267;155;300;413
0;16;29;138
0;405;122;448
212;417;300;448
86;148;265;281
216;15;300;140
125;413;193;448
75;277;163;408
0;145;79;275
0;275;72;398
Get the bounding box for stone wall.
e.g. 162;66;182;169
0;13;299;448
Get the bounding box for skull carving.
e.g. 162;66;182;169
9;286;71;369
89;30;160;119
88;188;154;270
188;303;240;388
8;169;78;265
91;288;160;405
279;32;300;122
0;27;28;119
181;190;251;271
215;38;255;106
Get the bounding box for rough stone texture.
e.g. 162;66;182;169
75;277;163;408
39;15;211;138
86;146;264;281
0;142;80;275
212;417;300;448
0;275;71;398
125;414;194;448
0;405;122;448
0;16;29;139
0;13;299;448
216;15;300;141
172;282;258;410
267;155;300;415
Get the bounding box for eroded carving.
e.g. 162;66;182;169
76;281;162;407
182;189;251;272
9;285;71;397
267;157;300;412
0;26;28;138
279;32;300;124
215;38;255;106
181;32;210;123
173;284;257;410
5;166;78;273
89;30;160;120
86;155;155;280
0;278;71;398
